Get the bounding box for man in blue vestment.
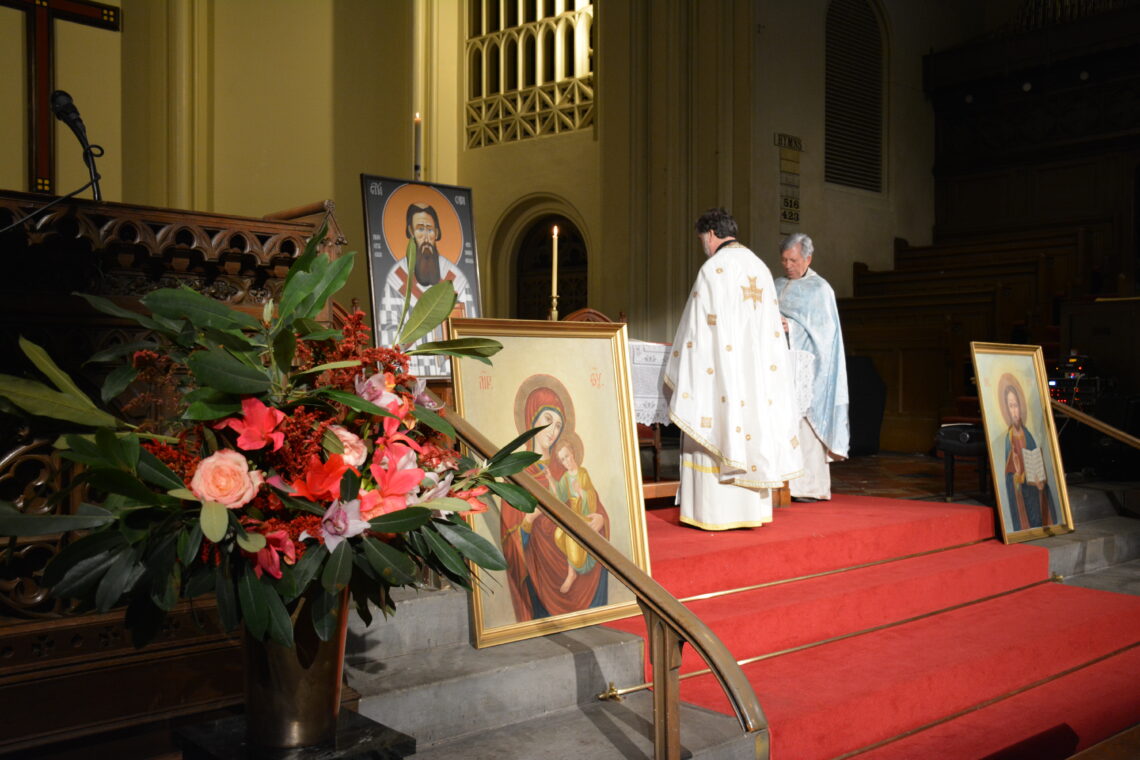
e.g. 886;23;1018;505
775;233;849;501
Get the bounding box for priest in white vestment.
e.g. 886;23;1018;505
664;208;804;530
775;233;849;501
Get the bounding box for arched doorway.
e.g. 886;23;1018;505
514;215;587;319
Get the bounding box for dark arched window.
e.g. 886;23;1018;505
825;0;884;192
514;216;587;320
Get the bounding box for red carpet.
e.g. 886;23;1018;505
609;495;1140;759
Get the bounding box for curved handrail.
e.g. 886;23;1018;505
1052;400;1140;451
438;395;768;757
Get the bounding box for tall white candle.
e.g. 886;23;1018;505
551;225;559;298
413;113;423;180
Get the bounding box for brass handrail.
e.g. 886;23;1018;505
439;396;769;760
1052;400;1140;451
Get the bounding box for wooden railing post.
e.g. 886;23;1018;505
642;604;684;760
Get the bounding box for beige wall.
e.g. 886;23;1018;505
752;0;992;297
3;0;1022;327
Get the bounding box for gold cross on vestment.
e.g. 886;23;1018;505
741;276;763;309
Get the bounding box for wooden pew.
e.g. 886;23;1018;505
839;289;998;452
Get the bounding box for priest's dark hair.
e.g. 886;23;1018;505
405;202;443;241
695;207;738;239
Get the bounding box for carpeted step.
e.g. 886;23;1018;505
644;497;996;598
678;583;1140;760
408;692;759;760
853;643;1140;760
608;540;1050;675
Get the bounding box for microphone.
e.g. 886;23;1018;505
51;90;87;141
50;90;101;201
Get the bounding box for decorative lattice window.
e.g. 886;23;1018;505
824;0;885;192
466;1;595;148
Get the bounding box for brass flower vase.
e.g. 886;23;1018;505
242;595;350;750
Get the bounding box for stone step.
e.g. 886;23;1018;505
346;585;470;661
1036;515;1140;578
345;625;646;747
407;692;759;760
1065;482;1129;522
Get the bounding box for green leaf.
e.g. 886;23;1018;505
57;434;108;467
95;547;141;613
86;340;159;365
263;585;294;646
421;527;469;578
0;374;120;428
238;567;269;639
19;336;97;407
410;405;455;438
177;523;204;566
398;280;456;345
283;221;327;289
417;496;480;513
186;349;271;395
484;451;542;478
361;536;418;585
296;327;342;342
287;544;327;602
340;468;360;501
184;400;243;421
141;287;260;332
314;388;397;418
299;252;355;320
488;425;544;466
214;565;240;631
368;506;431;533
0;501;115;537
310;588;341;641
410;336;502;358
200;501;229;542
272;328;297;375
321;540;353;593
139;448;187;491
52;550;116;599
291;359;362;377
487;480;537;512
95;428;139;472
185;566;215;598
398;237;417;333
200;325;260;354
43;527;125;586
84;469;163;505
101;365;138;403
236;530;267;553
436;519;507;570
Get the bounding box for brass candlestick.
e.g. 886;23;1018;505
548;295;559;321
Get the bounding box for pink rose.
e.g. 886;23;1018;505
190;449;263;509
329;425;367;467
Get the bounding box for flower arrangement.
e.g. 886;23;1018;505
0;229;538;648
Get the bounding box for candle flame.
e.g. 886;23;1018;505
553;225;559;236
414;112;421;122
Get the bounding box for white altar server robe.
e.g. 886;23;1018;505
664;244;803;529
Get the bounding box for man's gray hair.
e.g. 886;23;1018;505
781;232;814;259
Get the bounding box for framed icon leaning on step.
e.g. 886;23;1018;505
450;318;651;647
971;342;1074;544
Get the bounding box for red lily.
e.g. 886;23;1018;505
365;459;425;520
215;397;286;451
250;529;296;579
290;454;348;503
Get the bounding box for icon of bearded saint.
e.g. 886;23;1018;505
407;203;443;287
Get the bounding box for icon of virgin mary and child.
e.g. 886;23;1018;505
499;375;610;622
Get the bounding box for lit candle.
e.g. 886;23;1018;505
413;113;423;180
551;225;559;298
